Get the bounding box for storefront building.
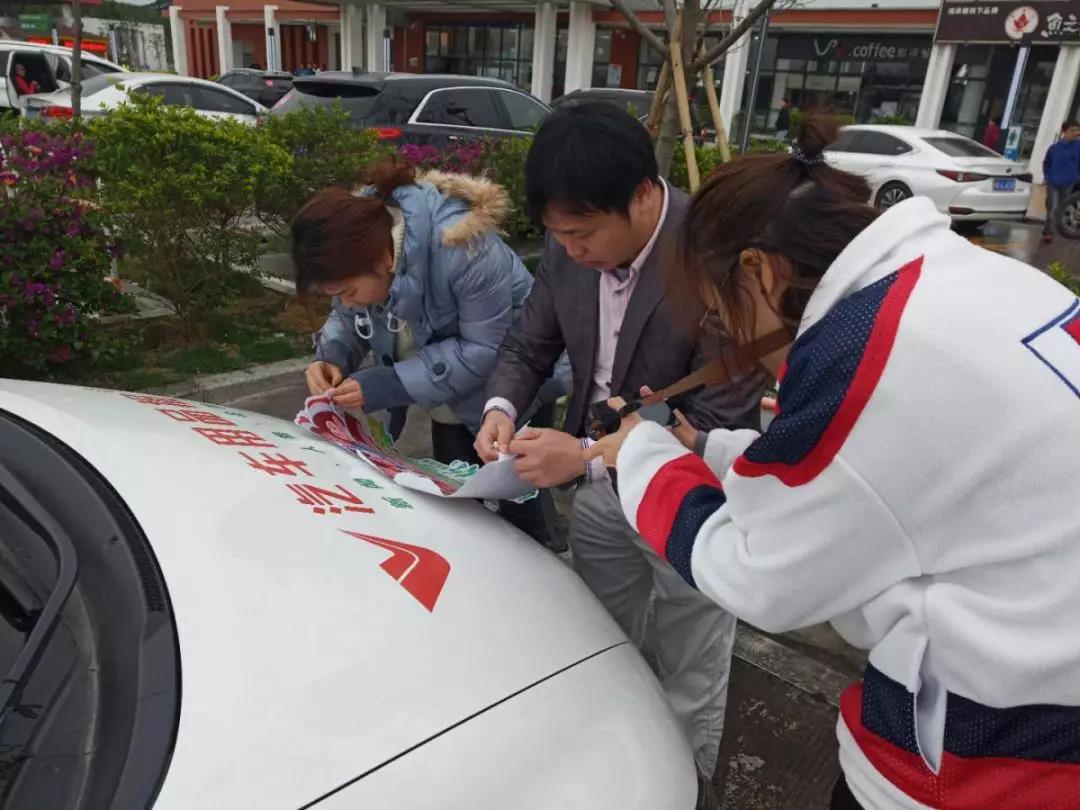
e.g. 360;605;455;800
170;0;1079;188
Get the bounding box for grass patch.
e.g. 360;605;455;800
48;282;327;392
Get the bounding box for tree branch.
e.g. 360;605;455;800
610;0;668;58
657;0;677;33
691;0;779;72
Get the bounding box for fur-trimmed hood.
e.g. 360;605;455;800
415;170;512;246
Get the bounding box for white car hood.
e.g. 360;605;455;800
0;381;626;809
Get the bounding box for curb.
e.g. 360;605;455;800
733;626;852;709
149;356;310;404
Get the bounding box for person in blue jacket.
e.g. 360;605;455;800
1042;119;1080;242
291;154;569;549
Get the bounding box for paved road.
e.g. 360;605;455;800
972;220;1080;268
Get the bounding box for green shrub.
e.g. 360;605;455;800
0;125;130;374
872;114;912;126
1047;261;1080;295
255;104;388;233
88;96;292;333
400;137;538;241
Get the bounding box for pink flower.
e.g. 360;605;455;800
49;250;65;270
48;345;72;364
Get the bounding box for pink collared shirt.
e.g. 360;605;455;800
590;178;670;404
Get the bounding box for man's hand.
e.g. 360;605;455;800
582;397;644;469
306;361;343;395
475;409;515;463
509;428;586;488
330;378;365;410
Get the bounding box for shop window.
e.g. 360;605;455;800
424;22;547;92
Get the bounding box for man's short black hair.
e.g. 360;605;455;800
525;101;659;226
1065;120;1080;130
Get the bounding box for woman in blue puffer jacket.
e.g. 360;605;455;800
291;154;568;549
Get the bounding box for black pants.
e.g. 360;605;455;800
830;776;863;809
428;404;562;550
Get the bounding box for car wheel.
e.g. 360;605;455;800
1059;192;1080;239
874;182;912;210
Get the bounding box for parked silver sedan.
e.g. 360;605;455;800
22;72;267;125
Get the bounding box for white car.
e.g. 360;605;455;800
825;125;1032;224
22;72;267;125
2;41;124;115
0;381;697;810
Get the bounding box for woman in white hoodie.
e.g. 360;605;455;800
586;117;1080;809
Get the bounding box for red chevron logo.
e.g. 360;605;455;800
343;531;450;612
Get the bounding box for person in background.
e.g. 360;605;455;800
291;155;568;550
12;63;38;96
1042;119;1080;243
775;98;792;140
475;102;765;805
586;115;1080;810
250;61;263;70
982;116;1002;152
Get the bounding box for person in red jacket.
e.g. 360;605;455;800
12;63;38;96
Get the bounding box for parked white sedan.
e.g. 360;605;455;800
825;125;1032;223
22;72;267;125
0;381;697;810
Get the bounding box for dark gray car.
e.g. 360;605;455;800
269;71;550;148
216;69;293;108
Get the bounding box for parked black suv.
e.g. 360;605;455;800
216;69;293;108
270;71;550;147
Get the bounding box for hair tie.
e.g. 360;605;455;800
790;142;825;167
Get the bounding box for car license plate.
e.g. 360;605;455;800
993;178;1016;191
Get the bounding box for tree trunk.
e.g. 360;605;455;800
71;0;83;118
655;89;680;178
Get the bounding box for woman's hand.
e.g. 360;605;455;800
669;408;702;452
637;386;701;453
330;378;365;410
306;361;343;395
582;397;644;469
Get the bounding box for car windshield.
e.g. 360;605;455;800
923;136;1001;159
80;73;127;98
273;82;382;124
0;412;179;808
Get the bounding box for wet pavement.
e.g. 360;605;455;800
968;220;1079;269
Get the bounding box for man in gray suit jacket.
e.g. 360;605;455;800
475;103;765;792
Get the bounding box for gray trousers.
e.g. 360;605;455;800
1045;185;1066;235
570;479;737;777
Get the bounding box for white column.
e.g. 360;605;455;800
328;24;340;71
915;43;956;129
1030;45;1080;186
168;5;188;75
365;3;386;72
215;6;233;73
563;1;596;94
264;5;281;72
340;5;360;70
718;0;750;138
531;1;557;102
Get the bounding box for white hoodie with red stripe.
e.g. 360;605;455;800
615;197;1080;809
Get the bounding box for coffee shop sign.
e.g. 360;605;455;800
812;39;933;61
